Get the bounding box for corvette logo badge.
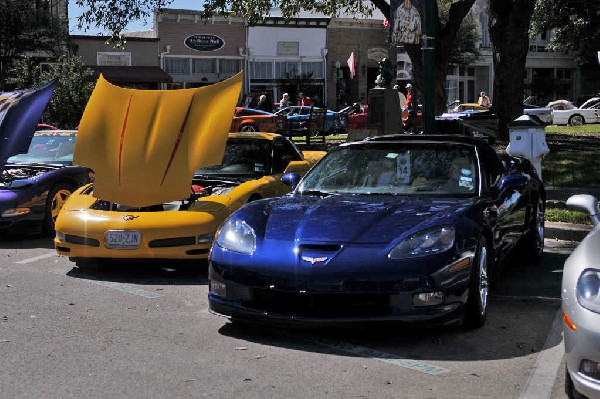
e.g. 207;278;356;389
122;215;139;221
302;256;328;265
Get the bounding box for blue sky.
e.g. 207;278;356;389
68;0;203;35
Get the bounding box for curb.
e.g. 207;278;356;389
545;221;593;242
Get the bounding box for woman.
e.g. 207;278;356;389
279;93;291;108
478;91;491;108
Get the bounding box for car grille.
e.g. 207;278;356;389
65;234;100;247
149;237;196;248
246;290;390;317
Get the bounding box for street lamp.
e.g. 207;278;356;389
335;60;341;110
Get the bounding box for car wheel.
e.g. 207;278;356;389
42;183;75;236
239;124;258;132
569;114;585;126
523;196;545;263
463;235;490;329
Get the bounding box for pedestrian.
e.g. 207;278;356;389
256;94;271;112
394;85;407;109
478;91;491;108
279;93;291;108
300;92;313;107
404;83;413;108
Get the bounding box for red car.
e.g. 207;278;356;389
230;107;286;133
345;104;422;131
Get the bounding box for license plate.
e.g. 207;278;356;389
105;230;141;249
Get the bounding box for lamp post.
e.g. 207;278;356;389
421;0;436;134
335;61;341;110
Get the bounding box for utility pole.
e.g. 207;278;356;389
421;0;436;133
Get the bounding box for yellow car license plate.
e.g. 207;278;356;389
105;230;141;249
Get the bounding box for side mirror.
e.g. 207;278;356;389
566;194;600;226
499;174;528;191
281;172;301;189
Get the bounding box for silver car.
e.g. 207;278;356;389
563;194;600;399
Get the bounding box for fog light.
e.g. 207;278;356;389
210;280;227;297
580;360;600;381
197;233;214;244
55;231;65;241
413;291;444;307
2;207;31;217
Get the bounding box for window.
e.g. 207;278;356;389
192;58;216;74
479;14;489;47
164;58;189;74
301;62;323;79
250;62;273;79
275;62;299;78
220;59;241;74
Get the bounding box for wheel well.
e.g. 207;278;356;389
569;113;585;123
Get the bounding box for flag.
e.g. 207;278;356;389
383;17;389;27
347;51;356;79
0;79;57;171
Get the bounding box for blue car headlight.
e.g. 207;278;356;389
215;218;256;255
576;269;600;314
388;226;455;259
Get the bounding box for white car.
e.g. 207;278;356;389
552;97;600;126
562;194;600;399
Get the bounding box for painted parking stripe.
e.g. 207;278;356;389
298;335;450;375
519;309;564;399
15;252;57;264
50;269;162;299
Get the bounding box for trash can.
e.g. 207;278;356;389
506;115;550;179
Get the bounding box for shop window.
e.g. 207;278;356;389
220;59;241;74
301;62;324;79
275;62;299;79
164;58;189;74
250;62;273;79
192;59;216;74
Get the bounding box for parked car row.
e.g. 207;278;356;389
524;97;600;126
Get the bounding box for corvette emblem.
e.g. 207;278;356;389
122;215;139;221
302;256;328;265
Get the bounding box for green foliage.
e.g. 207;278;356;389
545;207;592;225
531;0;600;66
7;56;95;129
0;0;68;89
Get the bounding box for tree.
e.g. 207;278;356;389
0;0;68;90
488;0;536;140
7;56;95;128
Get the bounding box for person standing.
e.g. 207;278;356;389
279;93;291;108
478;91;491;108
300;92;313;107
256;94;271;112
404;83;413;108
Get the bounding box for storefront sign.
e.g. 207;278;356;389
367;48;388;61
97;52;131;66
277;42;299;56
184;34;225;52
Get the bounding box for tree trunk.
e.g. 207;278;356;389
489;0;536;141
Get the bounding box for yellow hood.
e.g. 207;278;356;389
74;73;242;207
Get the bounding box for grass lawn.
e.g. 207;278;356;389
546;124;600;134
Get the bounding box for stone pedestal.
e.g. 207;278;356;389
366;88;402;136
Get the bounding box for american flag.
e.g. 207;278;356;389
347;51;356;79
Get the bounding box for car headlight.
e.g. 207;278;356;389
576;269;600;313
215;218;256;254
388;226;455;259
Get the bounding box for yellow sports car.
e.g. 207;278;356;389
54;132;324;261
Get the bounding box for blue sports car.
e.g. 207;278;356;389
0;130;93;236
275;105;348;135
208;134;545;329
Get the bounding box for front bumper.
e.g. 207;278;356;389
564;307;600;398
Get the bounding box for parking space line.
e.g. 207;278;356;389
15;252;57;264
297;335;450;375
519;309;564;399
49;269;163;299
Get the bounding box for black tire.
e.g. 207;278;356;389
568;114;585;126
239;124;258;132
42;183;75;236
523;196;545;263
463;235;491;329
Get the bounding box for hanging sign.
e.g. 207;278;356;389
184;34;225;51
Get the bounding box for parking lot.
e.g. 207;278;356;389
0;236;576;398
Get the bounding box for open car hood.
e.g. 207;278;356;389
74;73;243;207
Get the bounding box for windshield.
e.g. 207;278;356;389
298;143;479;196
195;138;271;177
7;133;76;165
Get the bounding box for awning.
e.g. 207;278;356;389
90;66;173;83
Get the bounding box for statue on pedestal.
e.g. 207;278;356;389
374;58;394;88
